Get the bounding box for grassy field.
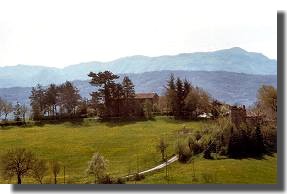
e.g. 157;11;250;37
0;117;277;184
135;155;277;184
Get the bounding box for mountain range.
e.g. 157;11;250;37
0;47;276;88
0;70;277;106
0;47;277;106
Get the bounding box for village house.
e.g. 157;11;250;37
135;93;159;110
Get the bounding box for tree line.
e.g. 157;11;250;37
165;74;214;119
88;71;144;119
29;81;82;120
29;71;156;121
23;70;278;124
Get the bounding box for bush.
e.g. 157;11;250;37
195;131;202;141
134;173;145;181
219;146;228;155
261;123;277;153
98;174;113;184
227;126;266;158
116;177;125;184
203;148;212;159
177;143;192;163
188;138;203;155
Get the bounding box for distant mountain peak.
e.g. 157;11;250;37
216;47;247;54
0;47;277;88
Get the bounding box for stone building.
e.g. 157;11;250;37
230;105;262;129
230;105;247;129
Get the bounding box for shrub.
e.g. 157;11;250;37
177;143;192;163
98;174;113;184
195;131;202;141
188;137;203;155
227;126;266;158
134;173;145;181
261;123;277;153
116;177;125;184
86;152;107;183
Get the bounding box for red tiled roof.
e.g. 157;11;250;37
135;93;158;99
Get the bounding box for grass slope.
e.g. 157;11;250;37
0;117;277;184
136;155;277;184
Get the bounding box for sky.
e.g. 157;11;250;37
0;0;283;68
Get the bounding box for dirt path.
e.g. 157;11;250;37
123;155;178;179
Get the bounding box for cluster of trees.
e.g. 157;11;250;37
0;148;125;184
29;81;82;120
226;85;277;157
0;98;28;122
173;124;260;162
0;148;62;184
227;125;265;158
250;85;277;152
88;71;145;119
165;74;213;119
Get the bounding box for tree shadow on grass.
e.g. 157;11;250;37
102;117;155;128
33;118;85;127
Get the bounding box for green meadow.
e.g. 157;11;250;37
0;117;277;184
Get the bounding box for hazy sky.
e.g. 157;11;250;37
0;0;282;68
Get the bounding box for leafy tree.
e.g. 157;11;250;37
0;99;13;121
88;71;119;117
77;98;89;116
165;74;176;115
122;76;136;117
110;83;124;117
13;102;22;121
3;101;13;121
175;78;184;118
50;160;61;184
0;98;5;119
256;85;277;121
31;159;48;184
20;104;28;122
29;84;46;120
143;100;153;119
195;87;211;114
0;148;35;184
251;126;265;156
156;137;169;161
184;88;200;119
183;79;191;99
58;81;81;115
184;87;211;119
86;152;107;183
45;84;58;116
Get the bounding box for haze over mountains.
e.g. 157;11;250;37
0;47;276;88
0;47;277;106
